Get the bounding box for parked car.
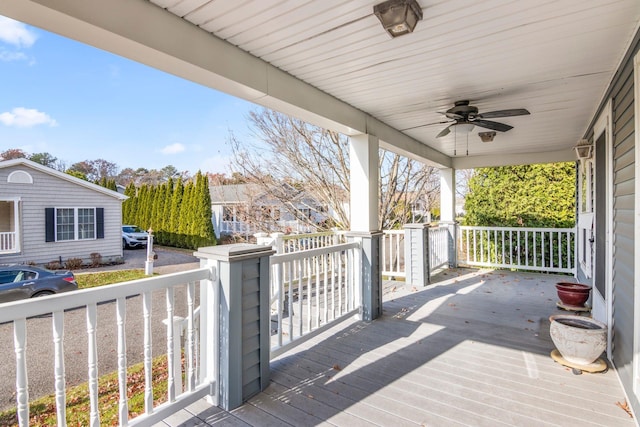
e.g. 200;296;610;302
122;225;149;249
0;265;78;303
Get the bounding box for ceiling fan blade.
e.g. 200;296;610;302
436;125;452;138
441;111;465;120
477;108;530;119
474;119;513;132
401;120;452;132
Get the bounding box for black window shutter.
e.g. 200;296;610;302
96;208;104;239
45;208;55;242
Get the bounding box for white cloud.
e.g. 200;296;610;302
160;143;186;155
0;17;37;48
0;107;57;128
200;154;233;174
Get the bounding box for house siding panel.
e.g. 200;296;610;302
602;30;640;416
0;164;123;265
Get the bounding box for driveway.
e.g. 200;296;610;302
0;245;202;411
94;245;201;273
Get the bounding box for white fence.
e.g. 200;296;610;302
1;268;215;427
269;241;361;357
458;226;576;274
381;230;405;278
428;225;449;273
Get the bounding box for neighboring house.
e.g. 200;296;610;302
209;183;330;238
0;159;127;266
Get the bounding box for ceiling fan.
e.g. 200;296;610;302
435;100;530;138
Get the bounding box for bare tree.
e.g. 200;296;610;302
229;108;439;231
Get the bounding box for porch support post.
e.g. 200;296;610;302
440;168;458;267
404;223;430;287
194;244;275;411
349;134;382;321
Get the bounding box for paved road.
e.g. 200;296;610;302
0;246;202;411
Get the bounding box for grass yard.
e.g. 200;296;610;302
74;269;150;289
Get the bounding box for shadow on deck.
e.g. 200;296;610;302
156;268;635;426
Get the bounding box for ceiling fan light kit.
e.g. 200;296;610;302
435;100;530;139
374;0;423;38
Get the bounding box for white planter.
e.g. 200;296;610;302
549;314;607;365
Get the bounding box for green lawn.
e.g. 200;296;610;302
74;269;150;289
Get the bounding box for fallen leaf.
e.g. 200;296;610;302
616;399;633;418
527;319;534;323
333;364;342;371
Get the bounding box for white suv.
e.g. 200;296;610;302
122;225;149;249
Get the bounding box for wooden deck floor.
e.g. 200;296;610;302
154;268;636;426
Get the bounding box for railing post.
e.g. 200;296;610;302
441;221;458;268
163;316;184;396
404;224;430;287
346;231;382;321
194;244;275;411
270;232;285;254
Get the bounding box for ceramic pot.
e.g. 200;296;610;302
555;282;591;306
549;314;607;365
555;282;591;292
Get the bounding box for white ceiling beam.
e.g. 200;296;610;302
451;149;577;169
0;0;451;167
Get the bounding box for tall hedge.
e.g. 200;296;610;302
463;163;576;228
122;174;216;249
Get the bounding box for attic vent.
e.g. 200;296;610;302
7;170;33;184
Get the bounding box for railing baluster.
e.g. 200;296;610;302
166;287;176;402
87;303;100;427
186;281;196;391
52;311;66;427
288;262;294;341
323;254;328;325
142;291;153;414
298;258;303;338
14;318;28;427
116;297;128;426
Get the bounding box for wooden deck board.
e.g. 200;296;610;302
162;268;636;426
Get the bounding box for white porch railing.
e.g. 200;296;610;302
269;241;361;358
0;231;17;253
220;220;253;236
381;230;405;278
428;225;449;273
458;226;576;274
1;268;216;427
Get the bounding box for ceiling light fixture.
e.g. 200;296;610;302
374;0;423;38
454;122;475;134
479;131;496;142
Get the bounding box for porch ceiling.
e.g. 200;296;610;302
2;1;639;168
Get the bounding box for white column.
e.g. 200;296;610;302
440;168;456;222
350;134;379;232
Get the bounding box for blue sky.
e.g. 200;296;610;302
0;15;256;175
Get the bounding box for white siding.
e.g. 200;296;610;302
0;165;123;265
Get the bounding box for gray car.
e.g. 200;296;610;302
0;265;78;303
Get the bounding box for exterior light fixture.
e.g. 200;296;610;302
374;0;423;38
479;131;496;142
574;139;593;160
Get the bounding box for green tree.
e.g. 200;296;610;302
463;163;576;228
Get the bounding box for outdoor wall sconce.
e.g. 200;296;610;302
374;0;423;38
478;131;496;142
574;139;593;160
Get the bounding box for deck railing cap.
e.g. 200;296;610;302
194;244;275;262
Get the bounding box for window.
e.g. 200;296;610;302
46;207;103;242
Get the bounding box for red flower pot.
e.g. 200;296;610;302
556;282;591;307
